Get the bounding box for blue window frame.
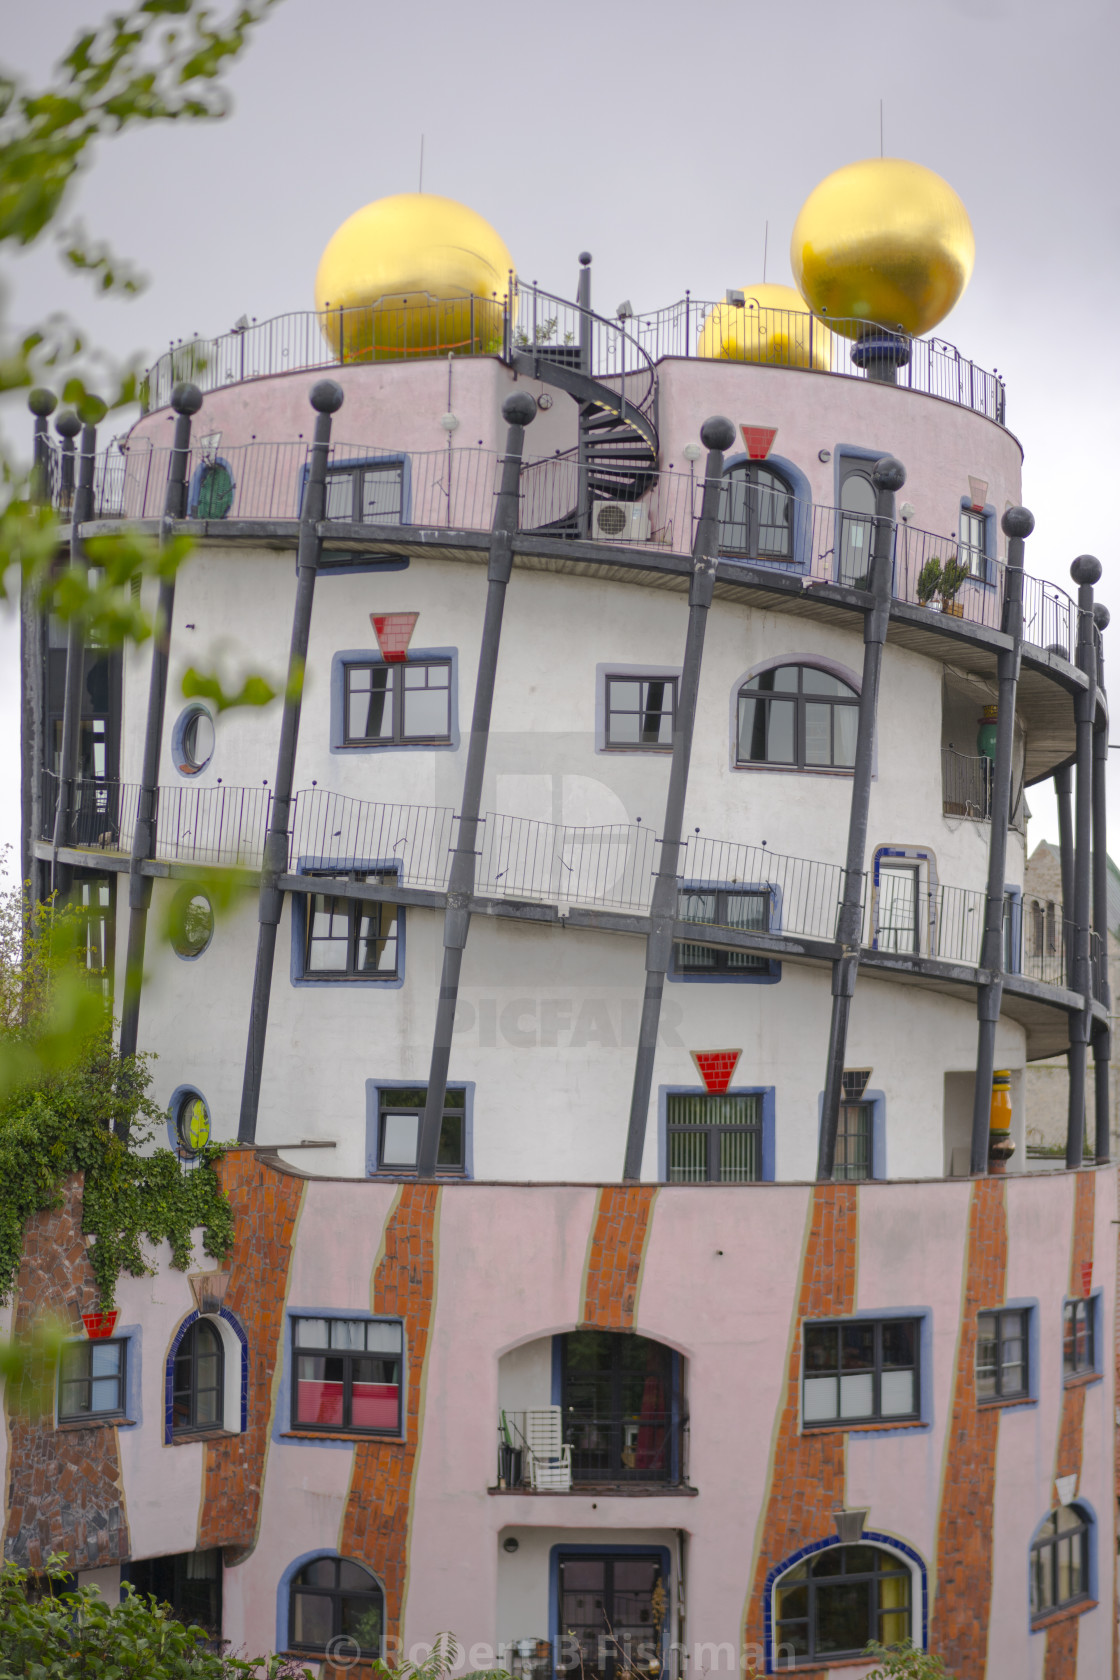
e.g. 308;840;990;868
330;647;459;754
658;1085;776;1182
958;498;997;585
717;451;812;574
768;1535;925;1668
298;452;412;525
669;878;781;983
364;1080;474;1178
290;860;405;989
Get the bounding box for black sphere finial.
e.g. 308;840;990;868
28;388;57;418
310;379;344;414
55;410;81;440
1070;554;1102;586
1093;603;1110;631
872;455;906;492
501;391;537;428
579;251;592;266
1001;505;1034;539
171;381;203;417
699;415;736;452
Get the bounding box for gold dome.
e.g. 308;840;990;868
697;282;832;370
315;192;515;361
790;158;974;339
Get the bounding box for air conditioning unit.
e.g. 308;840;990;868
593;500;650;542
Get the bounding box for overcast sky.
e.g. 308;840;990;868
2;0;1118;882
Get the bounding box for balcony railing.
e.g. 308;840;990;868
43;774;1106;998
137;289;1004;425
498;1408;688;1488
942;749;993;819
49;438;1081;663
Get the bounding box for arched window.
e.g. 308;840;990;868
838;461;877;586
172;1319;224;1433
719;463;794;562
192;460;234;519
737;664;859;770
774;1544;911;1665
289;1557;384;1657
1031;1505;1091;1621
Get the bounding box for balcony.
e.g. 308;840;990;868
498;1408;689;1493
942;748;992;820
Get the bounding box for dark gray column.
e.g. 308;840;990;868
23;389;58;906
576;252;592;540
415;392;538;1178
237;379;343;1146
1054;764;1074;983
50;402;104;895
1092;601;1111;1162
816;456;906;1181
1067;554;1102;1168
968;507;1032;1174
621;416;736;1184
117;382;203;1077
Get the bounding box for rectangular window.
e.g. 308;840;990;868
292;1317;403;1434
958;507;988;578
1063;1299;1095;1378
803;1319;918;1426
324;461;403;524
59;1338;126;1420
674;887;770;975
976;1308;1028;1401
377;1087;465;1174
304;869;399;980
343;659;451;746
605;676;677;750
666;1091;762;1183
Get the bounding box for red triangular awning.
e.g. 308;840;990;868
741;425;778;461
370;612;419;663
691;1049;742;1094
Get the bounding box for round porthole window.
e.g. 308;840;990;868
170;1087;212;1156
169;886;214;960
173;703;215;776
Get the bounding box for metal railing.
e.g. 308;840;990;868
42;775;1108;997
138;292;1003;426
498;1409;687;1487
630;298;1006;423
942;749;993;819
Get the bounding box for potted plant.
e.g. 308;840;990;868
939;554;972;616
916;556;943;608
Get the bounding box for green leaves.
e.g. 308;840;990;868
181;666;278;712
863;1642;956;1679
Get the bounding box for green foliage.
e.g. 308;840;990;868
863;1640;956;1679
915;556;943;606
0;865;233;1310
372;1632;510;1680
939;555;972;602
0;1554;311;1678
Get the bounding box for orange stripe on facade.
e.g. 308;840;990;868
198;1151;306;1554
338;1182;440;1648
580;1185;657;1329
743;1184;858;1679
1041;1170;1096;1680
930;1175;1007;1680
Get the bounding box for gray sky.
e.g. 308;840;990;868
2;0;1118;881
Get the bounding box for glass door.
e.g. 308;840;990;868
557;1554;665;1680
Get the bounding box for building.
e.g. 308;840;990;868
8;160;1116;1678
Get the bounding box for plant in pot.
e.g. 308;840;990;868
916;556;943;608
939;554;972;616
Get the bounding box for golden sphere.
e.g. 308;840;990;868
790;158;975;338
315;192;515;361
697;282;832;370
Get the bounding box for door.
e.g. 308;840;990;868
557;1554;665;1680
876;863;920;954
838;461;877;586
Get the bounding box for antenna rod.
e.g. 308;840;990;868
763;221;769;284
419;133;424;193
880;100;884;157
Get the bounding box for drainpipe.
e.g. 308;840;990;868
50;402;104;896
415;391;537;1178
1067;554;1102;1167
1054;764;1074;982
621;416;736;1184
816;456;906;1181
117;383;202;1081
968;507;1032;1175
1092;601;1111;1162
237;379;343;1145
